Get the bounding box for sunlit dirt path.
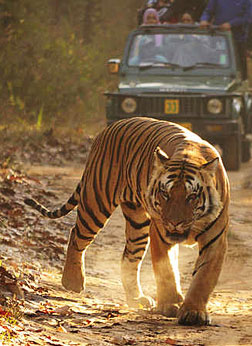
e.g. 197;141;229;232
17;159;252;346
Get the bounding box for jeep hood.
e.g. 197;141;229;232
118;75;238;94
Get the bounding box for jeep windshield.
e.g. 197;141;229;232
127;32;230;69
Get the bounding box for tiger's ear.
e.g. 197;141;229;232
154;147;170;168
201;157;219;174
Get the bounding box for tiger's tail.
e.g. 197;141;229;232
24;182;81;219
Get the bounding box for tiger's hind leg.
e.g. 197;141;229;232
62;203;112;293
61;226;86;293
120;202;154;309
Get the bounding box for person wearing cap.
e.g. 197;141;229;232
137;0;158;25
142;7;161;25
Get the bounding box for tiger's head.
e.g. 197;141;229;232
146;147;222;244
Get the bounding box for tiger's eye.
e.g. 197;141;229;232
187;193;197;202
160;189;170;201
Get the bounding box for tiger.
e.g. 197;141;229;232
24;117;230;326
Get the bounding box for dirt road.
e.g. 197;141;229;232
1;153;252;345
11;157;250;346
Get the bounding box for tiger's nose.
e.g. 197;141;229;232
167;221;184;233
170;220;184;228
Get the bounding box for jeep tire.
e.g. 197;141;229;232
222;134;241;171
242;137;251;163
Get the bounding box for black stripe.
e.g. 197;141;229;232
168;133;185;144
51;210;59;218
122;187;128;201
82;185;104;229
202;191;206;205
206;186;213;214
98;152;106;190
126;247;147;255
165;179;175;185
163;129;183;140
168;161;198;170
184;168;197;174
115;120;139;163
124;214;150;229
96;192;111;218
127;141;146;187
68;195;78;206
75;224;94;241
146;131;173;184
128;257;143;263
185;175;195;181
167;174;178;179
124;121;149;159
128;123;170;188
123;201;137;210
199;172;205;182
60;205;68;215
134;241;149;246
92;165;111;218
199;225;226;256
129;233;149;243
90;134;114;215
77;209;98;235
105;157;114;207
76;183;81;194
103;119;129;204
97;123;121;189
136;129;168;195
192;261;208;276
129;186;134;201
112;163;122;208
50;211;57;218
195;205;225;241
156;227;172;246
197;204;205;212
167;167;180;172
136;167;144;201
104;120;127;171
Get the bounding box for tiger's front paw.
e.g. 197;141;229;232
177;304;210;326
156;303;180;317
127;295;156;309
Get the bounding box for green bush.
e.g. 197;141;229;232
0;0;139;128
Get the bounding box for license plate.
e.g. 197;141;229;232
178;122;192;131
164;99;179;114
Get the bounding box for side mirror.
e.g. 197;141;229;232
107;59;121;74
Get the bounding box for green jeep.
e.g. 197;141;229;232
105;24;252;171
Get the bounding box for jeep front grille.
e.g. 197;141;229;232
121;96;207;117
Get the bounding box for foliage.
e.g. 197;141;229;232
0;0;141;128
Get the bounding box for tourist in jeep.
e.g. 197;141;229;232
164;0;207;23
156;0;174;24
180;11;195;24
142;8;160;25
200;0;251;80
137;0;158;25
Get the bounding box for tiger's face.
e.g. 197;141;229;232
147;147;222;244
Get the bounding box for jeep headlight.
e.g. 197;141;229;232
207;99;223;114
121;97;137;114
